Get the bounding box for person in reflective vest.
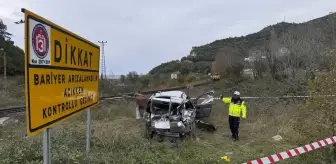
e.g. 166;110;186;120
220;91;246;141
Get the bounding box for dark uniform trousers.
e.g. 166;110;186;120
229;115;240;139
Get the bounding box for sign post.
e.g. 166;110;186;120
43;128;51;164
22;8;100;163
86;108;91;162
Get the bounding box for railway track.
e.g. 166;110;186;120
0;106;26;115
0;80;213;115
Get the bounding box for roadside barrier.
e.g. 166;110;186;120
243;136;336;164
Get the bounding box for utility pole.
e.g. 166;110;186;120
0;48;6;80
3;51;6;80
98;41;107;79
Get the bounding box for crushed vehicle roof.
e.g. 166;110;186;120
149;90;188;100
151;97;184;104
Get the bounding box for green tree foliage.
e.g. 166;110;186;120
149;60;211;76
119;74;126;83
138;75;150;88
0;19;12;39
148;60;181;76
120;71;151;90
126;71;139;82
0;19;24;76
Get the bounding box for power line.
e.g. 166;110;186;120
98;41;107;79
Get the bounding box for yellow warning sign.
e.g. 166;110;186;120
22;8;100;136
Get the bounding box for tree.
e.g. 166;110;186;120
253;58;267;79
0;19;24;76
139;75;150;88
126;71;139;82
179;62;193;75
120;75;126;83
260;27;288;80
0;19;12;40
246;49;268;79
213;46;244;78
280;22;328;79
180;56;187;61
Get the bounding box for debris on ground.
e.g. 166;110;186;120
220;155;231;162
195;120;217;132
0;117;9;125
272;135;283;141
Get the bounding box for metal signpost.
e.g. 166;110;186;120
22;8;100;164
43;128;51;164
86;108;91;162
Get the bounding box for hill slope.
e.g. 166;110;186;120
149;13;336;76
0;20;25;76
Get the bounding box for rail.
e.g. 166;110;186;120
0;106;26;114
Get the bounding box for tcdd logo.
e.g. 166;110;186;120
32;24;49;59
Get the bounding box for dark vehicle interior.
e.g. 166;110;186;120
150;99;181;115
193;91;214;118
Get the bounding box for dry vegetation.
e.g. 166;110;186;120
0;76;25;108
0;76;335;163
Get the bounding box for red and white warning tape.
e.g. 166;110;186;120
243;136;336;164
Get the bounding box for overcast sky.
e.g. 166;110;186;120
0;0;335;75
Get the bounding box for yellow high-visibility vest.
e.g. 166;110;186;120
221;97;246;118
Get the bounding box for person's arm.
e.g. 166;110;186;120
221;97;231;104
241;101;246;119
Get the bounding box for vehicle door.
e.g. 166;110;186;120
192;90;215;118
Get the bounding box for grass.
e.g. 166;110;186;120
0;77;25;108
1;76;335;163
1;98;334;164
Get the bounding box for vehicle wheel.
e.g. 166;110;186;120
168;137;181;148
157;135;164;142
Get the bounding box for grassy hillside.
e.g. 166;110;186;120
149;13;336;76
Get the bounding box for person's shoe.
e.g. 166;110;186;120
233;137;239;141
